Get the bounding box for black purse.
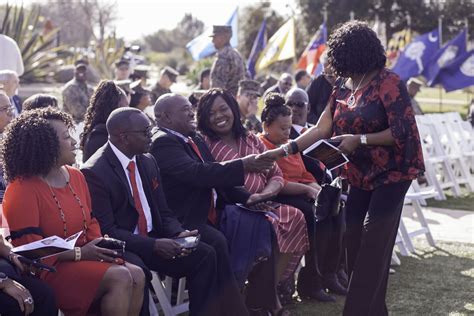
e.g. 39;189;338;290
96;237;126;257
314;177;342;222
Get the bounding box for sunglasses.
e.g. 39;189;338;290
286;101;307;108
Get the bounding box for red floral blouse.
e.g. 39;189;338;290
329;68;425;190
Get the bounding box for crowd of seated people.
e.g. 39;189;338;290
0;61;350;316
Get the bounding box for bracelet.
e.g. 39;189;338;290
289;140;299;154
74;247;81;261
280;144;289;157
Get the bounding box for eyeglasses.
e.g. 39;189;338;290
286;101;307;108
0;105;13;113
123;126;152;137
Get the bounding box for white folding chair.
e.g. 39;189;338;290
150;272;189;316
416;116;461;199
399;183;437;253
427;113;474;192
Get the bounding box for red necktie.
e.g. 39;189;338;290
187;138;217;224
300;127;308;134
127;161;148;236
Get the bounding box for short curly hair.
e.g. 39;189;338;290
2;107;73;181
261;93;291;126
327;20;386;77
80;80;125;150
197;88;247;141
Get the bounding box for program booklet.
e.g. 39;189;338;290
303;140;349;171
11;231;83;260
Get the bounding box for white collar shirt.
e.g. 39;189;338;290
109;141;153;233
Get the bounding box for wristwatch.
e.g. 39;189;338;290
0;272;8;284
360;134;368;145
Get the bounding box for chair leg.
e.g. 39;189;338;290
413;202;436;247
398;218;415;253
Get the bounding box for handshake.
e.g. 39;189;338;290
241;153;278;173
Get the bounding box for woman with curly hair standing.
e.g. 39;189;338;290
80;80;129;162
2;107;145;315
259;21;424;315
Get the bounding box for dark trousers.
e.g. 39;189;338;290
343;181;411;316
0;259;57;316
275;194;344;288
142;241;218;316
193;224;249;316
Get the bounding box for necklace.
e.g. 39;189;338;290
347;73;367;107
46;169;88;242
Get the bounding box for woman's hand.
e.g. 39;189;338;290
245;194;271;211
0;236;24;272
332;134;361;155
256;148;284;162
1;279;34;315
81;238;118;263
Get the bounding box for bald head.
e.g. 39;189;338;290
285;88;309;126
154;93;196;136
106;107;143;135
278;73;293;94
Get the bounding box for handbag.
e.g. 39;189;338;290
96;237;126;257
314;177;342;222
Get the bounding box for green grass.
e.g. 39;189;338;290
426;192;474;212
416;87;472;119
288;239;474;315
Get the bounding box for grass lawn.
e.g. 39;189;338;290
416;87;471;118
288;239;474;315
427;192;474;212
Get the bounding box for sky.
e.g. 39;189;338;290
3;0;295;41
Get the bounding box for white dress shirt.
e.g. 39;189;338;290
293;123;310;135
109;141;153;233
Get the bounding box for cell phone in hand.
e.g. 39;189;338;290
173;234;200;249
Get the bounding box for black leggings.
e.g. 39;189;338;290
343;181;411;316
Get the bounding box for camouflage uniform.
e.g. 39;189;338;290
243;114;263;134
210;44;247;96
61;79;93;122
150;83;171;104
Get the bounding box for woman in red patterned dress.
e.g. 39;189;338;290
2;107;145;316
260;21;425;316
196;89;309;299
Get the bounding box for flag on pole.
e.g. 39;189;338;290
423;28;467;86
255;18;295;71
435;50;474;92
296;22;327;75
247;19;267;79
186;8;238;61
391;29;440;81
386;28;412;67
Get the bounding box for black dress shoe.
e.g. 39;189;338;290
300;289;336;302
324;277;348;296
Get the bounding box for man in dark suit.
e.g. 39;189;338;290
81;107;219;316
150;93;279;313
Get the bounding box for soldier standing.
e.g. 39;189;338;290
61;60;94;122
210;25;247;96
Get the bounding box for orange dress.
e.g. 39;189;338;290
3;166;112;316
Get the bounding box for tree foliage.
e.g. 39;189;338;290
144;14;204;52
296;0;473;43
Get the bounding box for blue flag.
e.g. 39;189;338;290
435;50;474;92
423;29;467;86
186;8;238;61
247;19;267;79
392;29;440;81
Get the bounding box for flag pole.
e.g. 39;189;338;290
438;15;443;112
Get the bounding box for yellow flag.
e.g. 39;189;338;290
256;18;295;71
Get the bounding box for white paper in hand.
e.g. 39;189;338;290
12;231;83;259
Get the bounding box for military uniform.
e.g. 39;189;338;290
150;83;170;104
61;78;93;122
243;114;263;134
211;44;247;96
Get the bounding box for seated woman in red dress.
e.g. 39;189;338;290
2;107;145;316
197;88;310;305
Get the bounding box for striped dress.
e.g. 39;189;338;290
206;133;309;280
